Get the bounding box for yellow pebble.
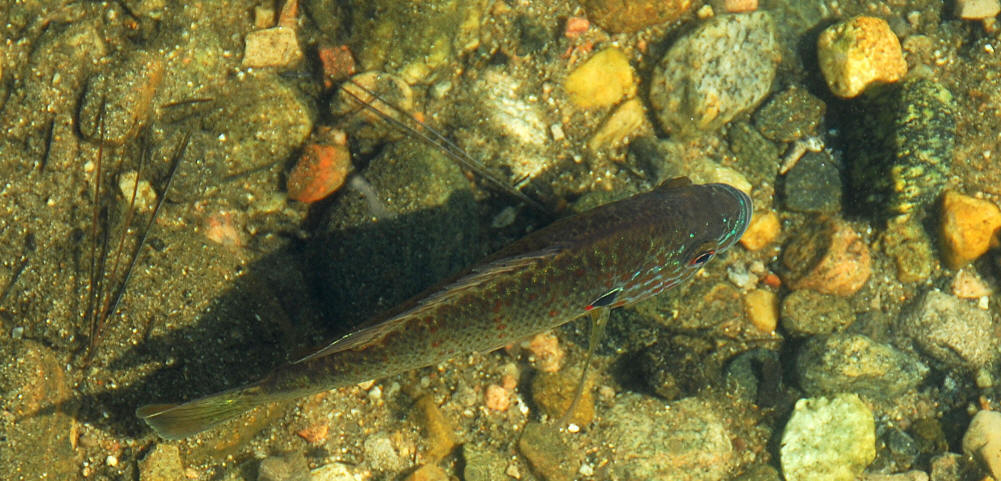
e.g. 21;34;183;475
939;190;1001;269
564;48;636;109
817;16;907;98
740;211;781;251
744;288;778;333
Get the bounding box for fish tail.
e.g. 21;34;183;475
136;386;267;440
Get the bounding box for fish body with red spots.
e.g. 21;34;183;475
137;178;751;439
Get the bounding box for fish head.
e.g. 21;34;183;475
671;181;752;272
643;180;753;294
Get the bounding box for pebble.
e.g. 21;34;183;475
882;218;935;283
928;453;965;481
530;369;594;426
587;98;648;152
318;44;357;88
780;393;876;481
725;349;783;405
938;190;1001;269
724;0;758;13
900;289;998;369
363;433;408;474
951;268;993;299
484;384;510;412
739;211;781;251
287;128;352;203
518;422;579;481
728;121;781;187
310;463;364;481
962;411;1001;480
796;333;928;398
955;0;1001;19
817;16;907;98
602;394;739;481
258;452;309;481
753;86;826;142
650;11;779;136
139;444;185;481
415;395;458;463
744;288;778;333
463;445;508;481
638;335;714;400
403;464;449;481
781;219;871;297
782;150;842;214
243;26;303;68
117;170;158;211
780;289;853;337
563;48;636;109
524;332;565;373
580;0;693;33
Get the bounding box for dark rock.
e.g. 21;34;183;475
754;86;826;142
845;78;956;219
780;289;854;337
782;150;842;214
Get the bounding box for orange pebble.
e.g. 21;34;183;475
761;273;782;289
287;142;351;203
317;44;356;88
565;16;590;38
296;422;328;444
484;384;510;412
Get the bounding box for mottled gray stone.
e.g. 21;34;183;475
901;289;998;369
796;333;928;398
650;12;779;136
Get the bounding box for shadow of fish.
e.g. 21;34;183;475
137;177;752;439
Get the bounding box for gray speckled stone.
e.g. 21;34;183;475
780;393;875;481
602;394;740;481
796;333;928;398
650;12;779;136
900;289;999;369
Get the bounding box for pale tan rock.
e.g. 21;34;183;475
817;16;907;98
961;410;1001;480
939;190;1001;269
587;98;648;152
724;0;758;13
951;268;993;299
564;48;636;109
955;0;1001;19
243;26;303;68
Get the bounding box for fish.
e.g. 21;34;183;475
136;177;752;439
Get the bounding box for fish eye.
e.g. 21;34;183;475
688;250;715;267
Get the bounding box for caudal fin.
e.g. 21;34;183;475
136;387;264;440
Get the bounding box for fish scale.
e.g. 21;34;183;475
137;178;751;439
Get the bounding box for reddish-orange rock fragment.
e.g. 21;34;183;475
782;219;871;296
287;129;351;203
318;45;357;88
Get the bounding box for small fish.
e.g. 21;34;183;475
137;177;752;439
